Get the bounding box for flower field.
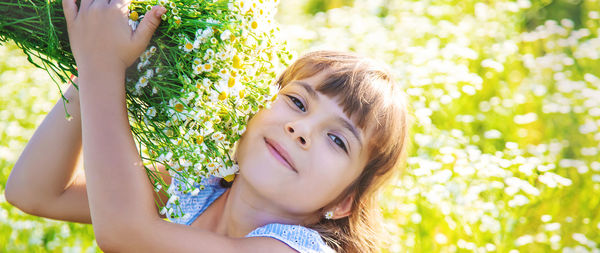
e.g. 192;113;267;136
1;0;599;252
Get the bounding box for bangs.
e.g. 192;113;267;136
275;51;399;132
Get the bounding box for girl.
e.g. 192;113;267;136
5;0;410;252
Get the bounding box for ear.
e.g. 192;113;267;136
331;194;354;219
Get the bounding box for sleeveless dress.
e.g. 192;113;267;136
166;174;335;253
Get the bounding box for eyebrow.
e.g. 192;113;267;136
337;116;363;151
290;81;318;101
290;81;363;150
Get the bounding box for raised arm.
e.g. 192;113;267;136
4;79;171;224
4;82;92;223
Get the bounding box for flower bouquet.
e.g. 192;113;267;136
0;0;292;218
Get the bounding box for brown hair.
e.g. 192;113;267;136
274;51;411;253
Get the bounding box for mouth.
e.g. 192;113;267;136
264;137;298;173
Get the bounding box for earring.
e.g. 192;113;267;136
324;211;334;220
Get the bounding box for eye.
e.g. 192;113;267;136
286;95;306;112
328;133;348;153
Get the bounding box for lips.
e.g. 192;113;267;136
264;137;297;173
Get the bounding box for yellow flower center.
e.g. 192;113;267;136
129;11;139;21
185;43;193;50
232;55;242;69
239;89;245;98
228;77;236;87
218;91;228;100
174;103;184;112
224;174;235;182
251;20;258;29
204;63;212;70
196;136;204;145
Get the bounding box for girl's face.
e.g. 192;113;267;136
235;70;371;220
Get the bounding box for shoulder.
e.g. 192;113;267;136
245;223;335;253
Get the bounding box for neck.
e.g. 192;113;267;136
215;177;310;237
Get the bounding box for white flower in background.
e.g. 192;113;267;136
514;112;538;124
146;107;157;118
539;172;573;187
484;129;502;139
515;234;534;246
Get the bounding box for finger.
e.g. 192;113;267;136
132;6;166;46
62;0;78;23
110;0;132;14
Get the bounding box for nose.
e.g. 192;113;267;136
285;121;311;149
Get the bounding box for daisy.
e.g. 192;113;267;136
173;16;182;25
137;76;149;88
218;164;239;182
146;107;157;118
204;49;215;60
193;64;204;76
202;61;214;72
182;38;194;53
220;29;232;41
249;18;259;30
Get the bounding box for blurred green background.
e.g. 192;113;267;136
1;0;599;252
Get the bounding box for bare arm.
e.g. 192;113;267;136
4;82;91;223
4;80;171;224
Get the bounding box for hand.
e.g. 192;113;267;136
63;0;166;73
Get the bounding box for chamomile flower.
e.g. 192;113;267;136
202;61;214;72
249;18;259;30
212;131;226;142
218;163;239;182
193;64;204;75
137;75;149;88
220;29;232;41
173;15;182;26
182;38;194;53
204;49;215;60
206;161;218;174
146;107;157;118
192;58;202;66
